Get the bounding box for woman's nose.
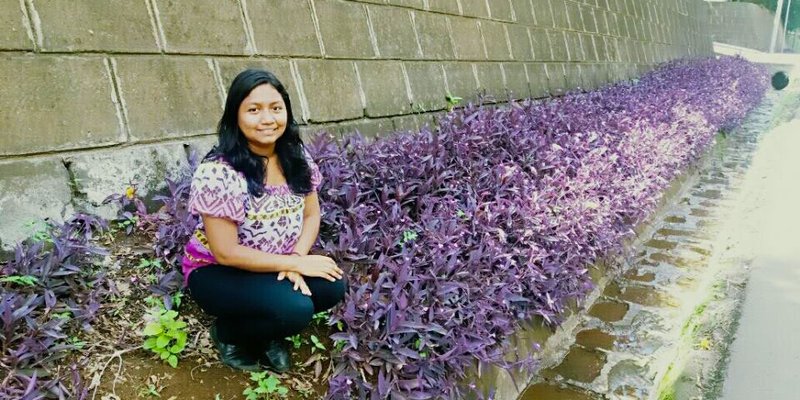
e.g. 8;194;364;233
260;111;276;124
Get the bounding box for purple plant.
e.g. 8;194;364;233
309;56;769;399
1;215;109;399
103;149;200;307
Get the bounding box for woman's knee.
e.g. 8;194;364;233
274;295;315;335
311;276;348;312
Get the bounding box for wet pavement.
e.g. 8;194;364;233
719;99;800;398
518;84;790;400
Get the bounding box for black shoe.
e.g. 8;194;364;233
259;339;291;373
209;325;260;371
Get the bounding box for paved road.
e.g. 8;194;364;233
720;93;800;400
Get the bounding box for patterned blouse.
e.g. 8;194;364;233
181;151;322;284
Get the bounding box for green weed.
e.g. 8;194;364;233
141;297;188;368
243;371;289;399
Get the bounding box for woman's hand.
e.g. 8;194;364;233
277;271;312;296
292;255;344;282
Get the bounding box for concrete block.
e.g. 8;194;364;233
460;0;489;18
443;62;479;103
550;0;569;29
391;114;421;133
565;2;583;31
154;0;249;55
488;0;514;22
545;63;567;96
565;31;584;62
114;56;221;141
502;63;529;99
315;0;374;58
532;0;554;28
583;34;599;61
530;28;552;61
474;62;505;100
386;0;425;8
65;141;194;219
480;21;511;60
579;64;596;90
405;62;447;111
332;118;395;141
0;1;32;50
215;58;305;123
507;25;533;61
426;0;460;14
606;12;619;37
582;7;597;33
596;10;610;35
34;0;156;52
368;5;421;58
511;0;536;25
413;11;455;59
0;55;123;156
547;30;569;61
563;63;583;90
0;157;73;248
355;61;411;117
449;17;486;60
294;59;363;122
591;35;606;61
525;63;549;98
248;0;320;56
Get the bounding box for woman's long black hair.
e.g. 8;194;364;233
208;69;313;197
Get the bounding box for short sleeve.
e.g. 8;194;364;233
187;161;248;223
304;149;323;192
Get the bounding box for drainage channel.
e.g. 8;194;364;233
516;88;783;400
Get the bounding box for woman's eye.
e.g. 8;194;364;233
272;106;283;112
248;108;258;113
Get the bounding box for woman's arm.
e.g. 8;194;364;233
291;192;322;256
203;215;299;273
203;201;342;280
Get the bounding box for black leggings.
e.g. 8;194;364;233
188;265;347;347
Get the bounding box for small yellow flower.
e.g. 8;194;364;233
697;337;712;351
125;186;136;199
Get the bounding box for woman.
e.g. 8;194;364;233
182;69;346;372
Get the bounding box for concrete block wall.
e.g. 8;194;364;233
707;2;784;52
1;0;717;247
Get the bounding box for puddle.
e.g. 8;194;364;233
618;286;677;307
623;269;656;282
655;228;695;238
700;177;728;185
544;345;607;383
649;252;691;267
688;246;712;256
694;189;723;199
607;360;651;399
664;215;687;224
690;208;712;217
588;300;629;322
575;329;616;350
519;383;601;400
644;239;678;250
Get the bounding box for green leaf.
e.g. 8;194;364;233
243;388;258;400
142;323;163;336
156;335;171;349
167;354;178;368
143;337;158;350
170;343;184;353
159;350;170;360
310;335;326;350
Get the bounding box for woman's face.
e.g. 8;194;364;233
238;84;288;155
